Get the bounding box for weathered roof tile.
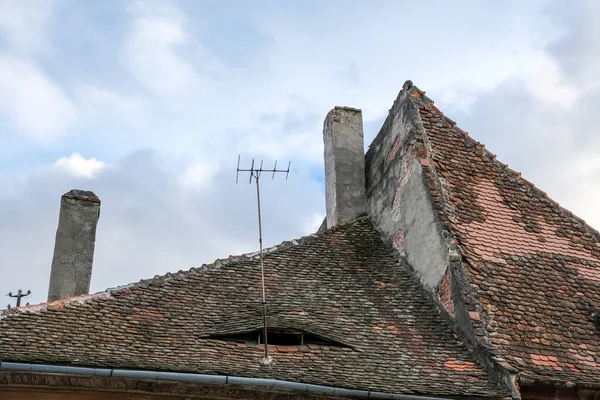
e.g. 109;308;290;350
417;97;600;386
0;218;507;397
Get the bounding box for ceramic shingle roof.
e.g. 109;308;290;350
0;218;509;398
414;90;600;386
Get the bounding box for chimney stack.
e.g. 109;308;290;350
323;106;367;228
47;189;101;302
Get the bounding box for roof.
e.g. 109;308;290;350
413;89;600;386
0;218;508;398
5;80;596;396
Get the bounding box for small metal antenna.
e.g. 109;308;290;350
6;289;31;309
236;155;291;366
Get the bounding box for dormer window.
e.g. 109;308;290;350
208;328;348;347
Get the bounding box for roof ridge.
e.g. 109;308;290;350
2;216;372;317
411;86;600;242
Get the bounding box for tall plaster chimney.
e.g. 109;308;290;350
47;189;101;302
323;106;367;228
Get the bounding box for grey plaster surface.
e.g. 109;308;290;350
323;106;367;228
364;83;448;290
47;189;100;302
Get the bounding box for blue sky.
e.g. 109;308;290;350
2;0;599;306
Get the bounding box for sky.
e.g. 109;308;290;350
1;0;599;307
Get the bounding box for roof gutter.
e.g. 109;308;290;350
1;361;452;400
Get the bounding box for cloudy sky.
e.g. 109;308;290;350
1;0;599;306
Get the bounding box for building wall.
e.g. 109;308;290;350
363;84;522;398
364;83;449;291
2;387;186;400
520;385;600;400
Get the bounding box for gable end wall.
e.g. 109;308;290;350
364;84;448;291
364;83;521;398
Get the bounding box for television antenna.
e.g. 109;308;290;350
6;289;31;309
236;155;291;366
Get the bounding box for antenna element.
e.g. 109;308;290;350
236;156;291;366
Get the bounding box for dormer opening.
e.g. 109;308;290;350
264;329;302;345
589;304;600;328
208;328;348;348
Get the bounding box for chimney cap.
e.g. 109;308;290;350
333;106;362;113
62;189;100;204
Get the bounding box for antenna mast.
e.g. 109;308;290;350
236;155;291;366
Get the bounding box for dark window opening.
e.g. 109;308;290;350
211;330;260;343
259;329;302;345
589;304;600;328
303;333;337;346
209;328;347;347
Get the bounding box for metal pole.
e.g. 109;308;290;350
255;172;271;365
235;156;290;366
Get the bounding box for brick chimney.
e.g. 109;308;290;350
47;189;101;302
323;106;367;228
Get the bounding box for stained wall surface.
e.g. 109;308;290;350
48;189;100;302
365;84;448;290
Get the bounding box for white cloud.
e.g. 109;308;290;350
0;173;18;198
123;0;219;97
76;84;146;128
103;0;565;169
524;55;579;106
303;212;325;235
245;1;554;119
0;55;77;141
0;1;77;142
0;0;54;55
53;153;109;178
179;161;219;190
